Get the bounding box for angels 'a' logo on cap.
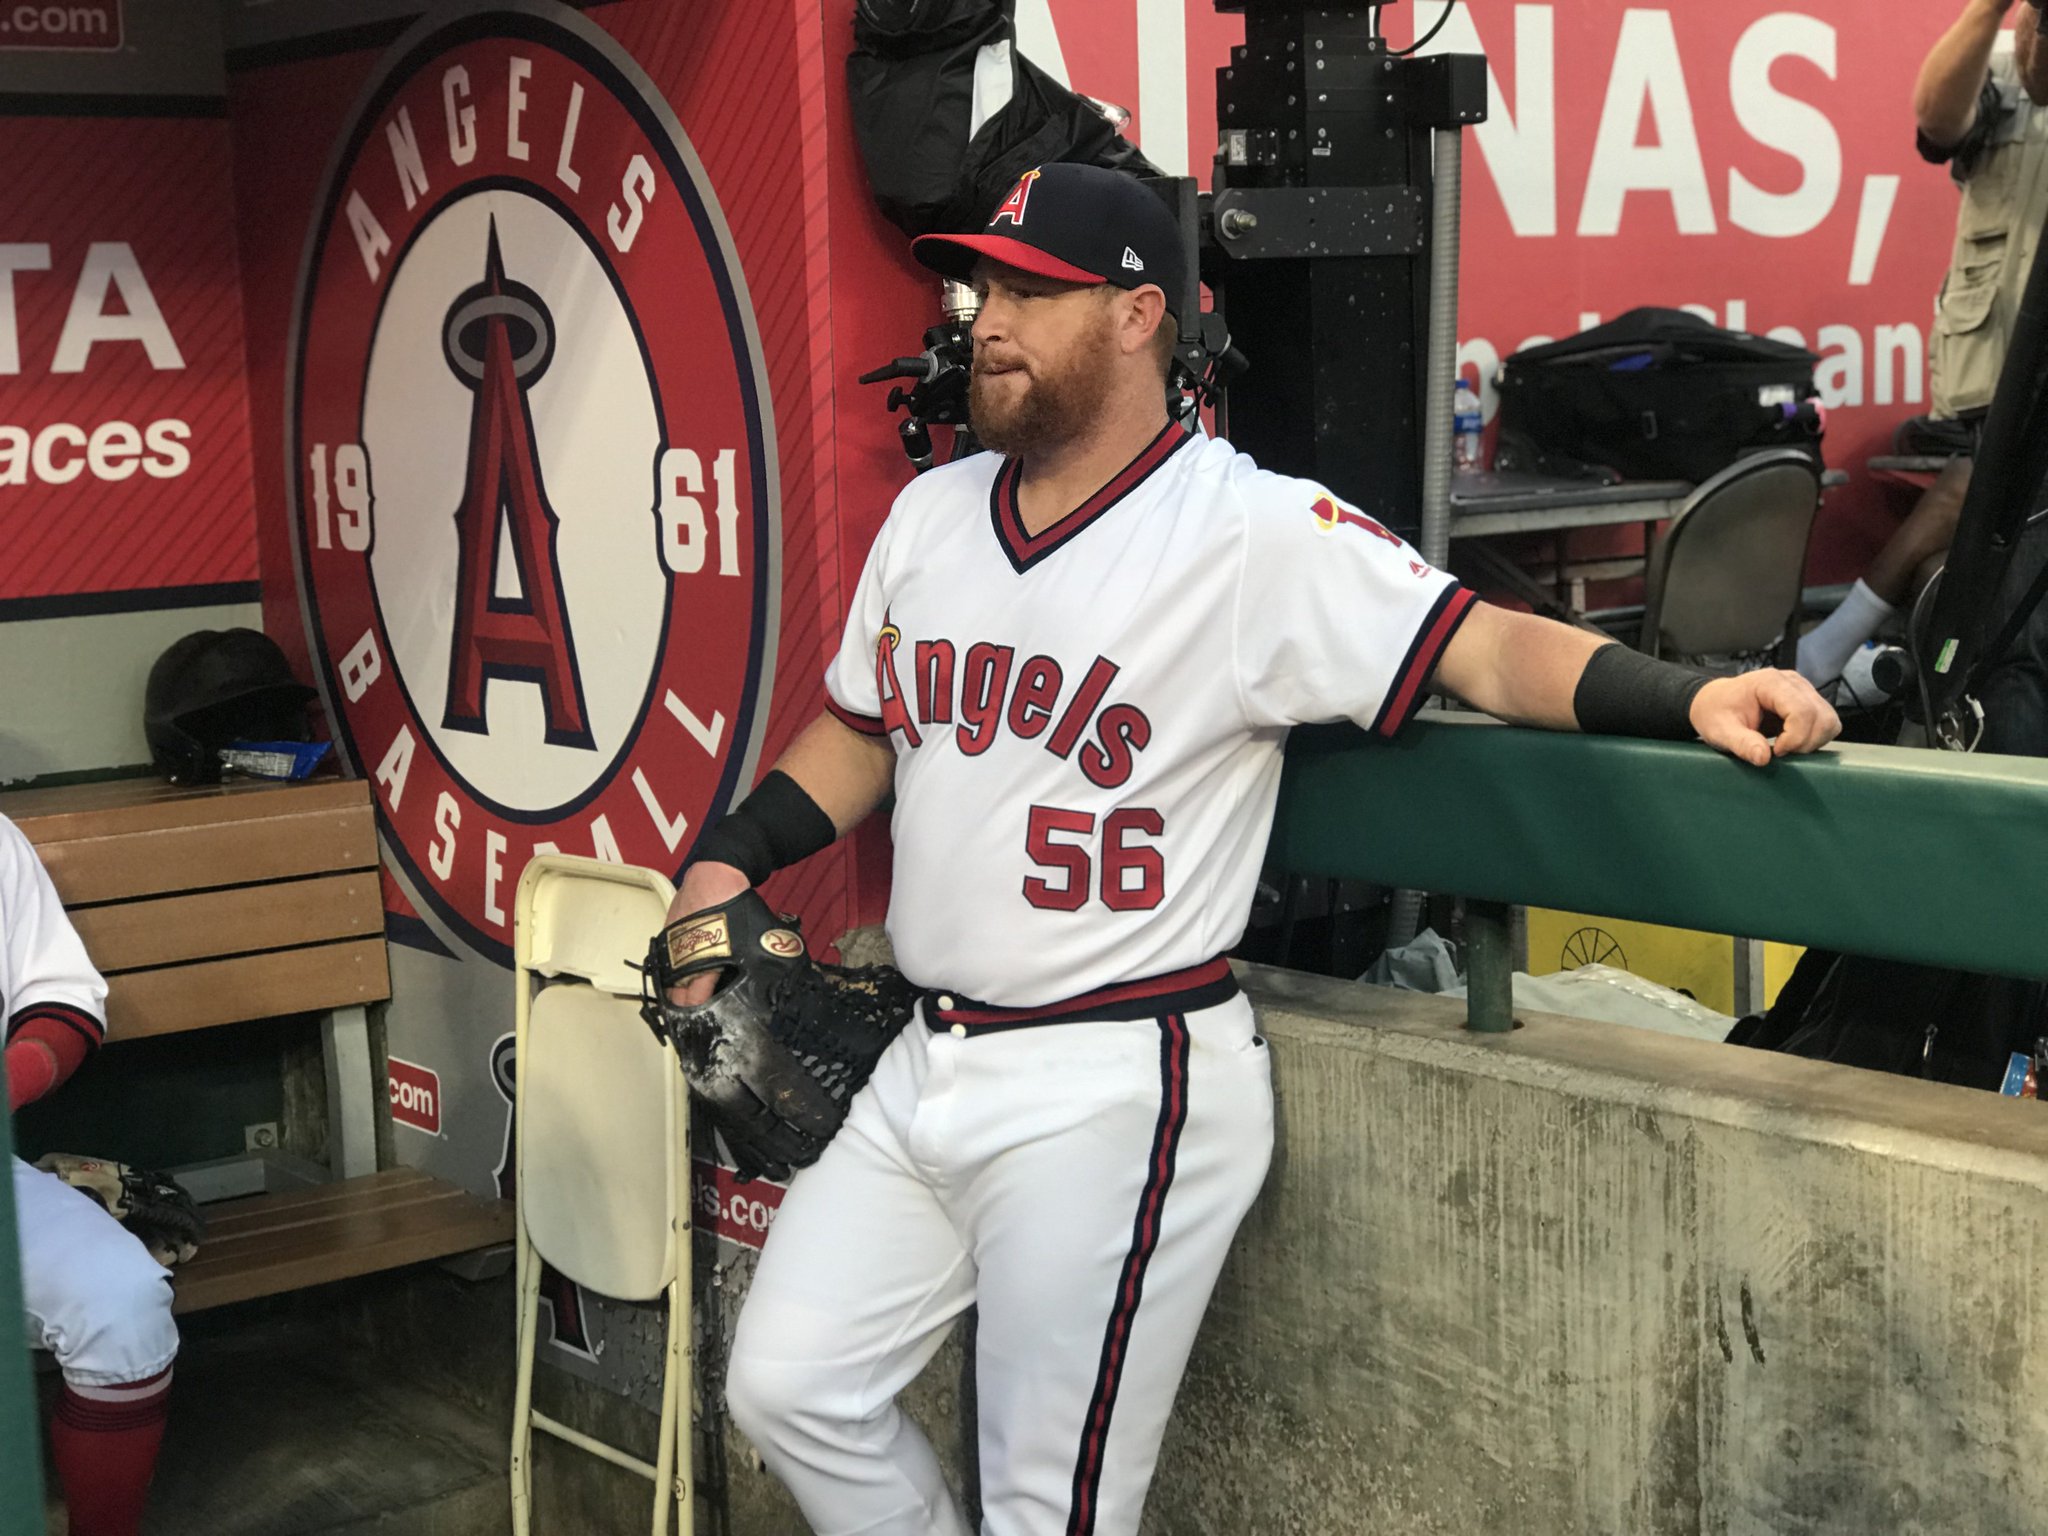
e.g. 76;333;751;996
989;168;1043;227
289;2;779;964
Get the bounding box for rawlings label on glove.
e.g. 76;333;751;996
640;889;919;1182
36;1153;204;1267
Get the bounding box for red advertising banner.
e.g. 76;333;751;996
0;2;122;52
388;1055;442;1135
692;1157;786;1251
0;114;258;604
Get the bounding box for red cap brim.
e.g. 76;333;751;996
910;232;1107;286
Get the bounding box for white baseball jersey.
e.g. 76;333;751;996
4;814;175;1389
2;813;106;1060
825;424;1474;1010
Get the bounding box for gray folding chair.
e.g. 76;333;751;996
1640;448;1822;671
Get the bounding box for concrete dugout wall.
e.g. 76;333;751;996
704;963;2048;1536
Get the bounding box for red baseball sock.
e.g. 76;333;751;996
51;1366;172;1536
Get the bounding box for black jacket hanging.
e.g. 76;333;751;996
847;0;1161;239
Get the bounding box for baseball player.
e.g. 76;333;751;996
5;813;177;1536
666;163;1840;1535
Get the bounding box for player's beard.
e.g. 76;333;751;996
969;312;1118;460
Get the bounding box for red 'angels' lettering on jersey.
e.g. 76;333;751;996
989;168;1041;226
874;615;921;747
880;627;1151;789
1310;492;1404;547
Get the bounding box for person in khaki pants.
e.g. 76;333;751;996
1915;0;2048;425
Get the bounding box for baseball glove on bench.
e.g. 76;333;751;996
37;1153;204;1267
639;889;919;1182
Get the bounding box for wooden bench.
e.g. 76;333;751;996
1;776;512;1314
171;1168;514;1314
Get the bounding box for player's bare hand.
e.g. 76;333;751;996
1688;669;1841;767
664;861;753;1005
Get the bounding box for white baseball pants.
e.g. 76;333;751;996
15;1154;178;1387
725;988;1273;1536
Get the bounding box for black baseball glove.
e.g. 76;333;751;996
639;889;920;1182
36;1153;205;1267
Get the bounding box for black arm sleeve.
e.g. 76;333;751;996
689;771;838;885
1571;644;1710;742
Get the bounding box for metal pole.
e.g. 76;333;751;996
1387;125;1467;953
1418;124;1463;571
1464;898;1515;1033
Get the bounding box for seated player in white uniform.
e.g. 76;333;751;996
5;813;177;1536
666;163;1841;1536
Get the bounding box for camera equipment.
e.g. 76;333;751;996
1195;0;1485;550
859;281;981;471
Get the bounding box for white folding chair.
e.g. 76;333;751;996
509;854;691;1535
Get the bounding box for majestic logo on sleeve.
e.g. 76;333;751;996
289;3;777;963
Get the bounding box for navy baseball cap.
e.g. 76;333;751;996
912;162;1186;321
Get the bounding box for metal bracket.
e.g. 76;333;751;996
323;1004;379;1179
1211;186;1426;260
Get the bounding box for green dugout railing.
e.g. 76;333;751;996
1271;714;2048;1031
2;1053;44;1534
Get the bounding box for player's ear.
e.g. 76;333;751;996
1121;285;1166;360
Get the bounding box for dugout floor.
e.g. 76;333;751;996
39;1282;512;1536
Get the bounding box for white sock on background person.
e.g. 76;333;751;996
1796;578;1897;687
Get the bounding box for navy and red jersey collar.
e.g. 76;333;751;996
989;421;1193;575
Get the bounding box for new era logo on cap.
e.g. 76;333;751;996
909;162;1186;320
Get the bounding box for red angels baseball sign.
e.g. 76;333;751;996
288;1;779;963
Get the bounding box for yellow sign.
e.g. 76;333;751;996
1525;909;1801;1017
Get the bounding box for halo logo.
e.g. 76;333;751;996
289;2;777;962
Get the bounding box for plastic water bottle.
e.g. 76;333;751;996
1453;382;1482;471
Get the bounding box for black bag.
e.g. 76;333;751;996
1495;308;1824;483
1729;949;2047;1089
847;0;1161;239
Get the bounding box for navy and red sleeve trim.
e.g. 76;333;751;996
823;695;889;737
6;1002;105;1100
1370;583;1479;740
6;1001;105;1052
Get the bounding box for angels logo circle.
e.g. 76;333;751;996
289;2;778;963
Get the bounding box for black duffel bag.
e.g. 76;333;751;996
1495;307;1824;483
